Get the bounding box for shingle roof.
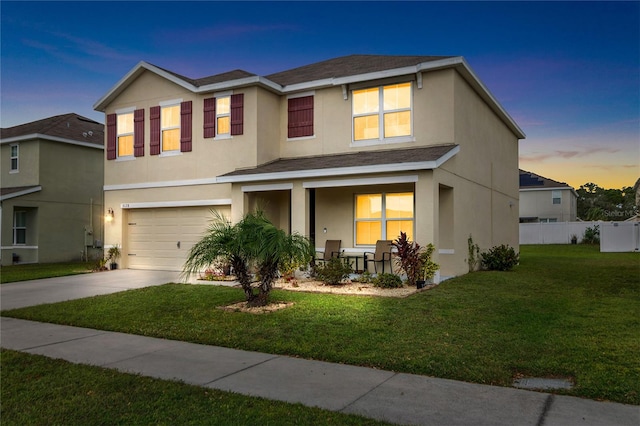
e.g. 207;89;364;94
0;113;104;146
219;144;458;181
0;185;42;201
266;54;454;86
519;169;572;189
152;64;257;87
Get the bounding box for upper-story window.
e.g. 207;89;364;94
117;112;134;158
353;82;412;142
10;144;18;172
161;104;181;152
107;108;144;160
204;94;243;139
552;190;562;205
216;97;231;136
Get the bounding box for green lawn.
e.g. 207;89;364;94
0;262;92;284
2;245;639;405
1;349;390;425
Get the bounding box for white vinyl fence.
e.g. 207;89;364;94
600;221;640;252
520;221;640;252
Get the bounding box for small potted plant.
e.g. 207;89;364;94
107;244;121;270
570;234;578;245
419;243;439;286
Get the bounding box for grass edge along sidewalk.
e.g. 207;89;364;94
1;349;391;426
2;245;639;405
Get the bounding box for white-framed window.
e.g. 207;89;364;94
161;104;181;152
353;82;412;142
10;144;18;172
13;210;26;245
117;112;134;158
539;218;558;223
216;96;231;137
355;192;414;245
552;190;562;205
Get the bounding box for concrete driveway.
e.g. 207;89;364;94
0;269;195;310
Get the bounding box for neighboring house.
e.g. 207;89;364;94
519;169;577;223
0;114;104;265
94;55;525;277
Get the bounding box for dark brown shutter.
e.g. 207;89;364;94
230;94;243;135
150;106;160;155
133;109;145;157
203;98;216;138
180;101;193;152
106;113;116;160
288;95;314;138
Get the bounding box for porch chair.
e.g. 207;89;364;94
363;240;394;274
316;239;343;264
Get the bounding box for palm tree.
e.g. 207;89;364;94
182;211;254;302
243;211;313;306
183;210;313;307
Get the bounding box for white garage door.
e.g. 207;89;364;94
126;206;225;271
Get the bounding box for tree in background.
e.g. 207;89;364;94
577;181;638;221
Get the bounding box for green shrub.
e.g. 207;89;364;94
582;225;600;244
480;244;519;271
315;257;352;285
373;273;403;288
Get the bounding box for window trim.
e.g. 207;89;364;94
13;210;26;245
116;110;135;159
354;191;415;246
552;190;562;205
159;101;181;153
9;144;18;173
351;82;414;146
214;91;232;139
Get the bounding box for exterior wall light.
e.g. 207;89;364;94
105;208;114;222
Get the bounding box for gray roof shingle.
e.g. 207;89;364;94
519;169;572;189
0;113;104;146
266;54;453;86
220;144;457;180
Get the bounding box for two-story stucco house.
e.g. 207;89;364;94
519;169;577;223
94;55;525;278
0;113;105;265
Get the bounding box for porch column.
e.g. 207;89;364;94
414;170;436;246
230;183;247;224
290;182;308;236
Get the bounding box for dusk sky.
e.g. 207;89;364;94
1;1;638;189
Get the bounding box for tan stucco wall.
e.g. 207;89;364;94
520;189;576;221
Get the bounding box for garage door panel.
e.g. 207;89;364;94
126;206;221;271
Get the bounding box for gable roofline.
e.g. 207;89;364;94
0;133;104;150
94;56;525;139
0;113;104;148
519;169;578;197
0;185;42;201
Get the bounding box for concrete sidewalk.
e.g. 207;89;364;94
1;317;637;426
1;272;638;425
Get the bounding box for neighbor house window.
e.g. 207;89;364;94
552;190;561;205
539;218;558;223
10;144;18;172
161;104;180;152
355;192;414;245
13;210;26;245
353;82;412;142
117;112;134;157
